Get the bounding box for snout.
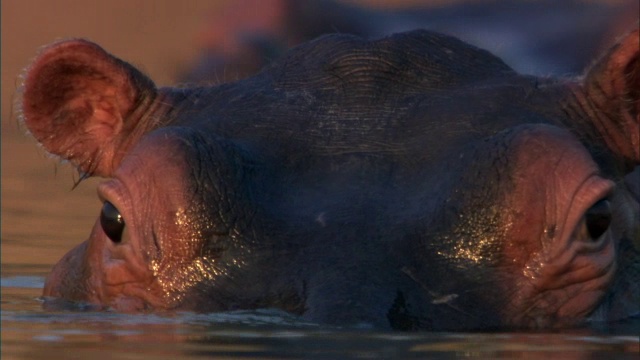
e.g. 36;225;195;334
43;241;97;303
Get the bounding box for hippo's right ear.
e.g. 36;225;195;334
581;29;639;170
21;39;158;177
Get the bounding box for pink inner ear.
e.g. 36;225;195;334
21;39;156;177
583;29;640;168
619;52;640;164
624;54;639;117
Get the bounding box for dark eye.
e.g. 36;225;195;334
585;199;611;240
100;201;125;243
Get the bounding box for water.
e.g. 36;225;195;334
2;136;639;359
2;275;638;359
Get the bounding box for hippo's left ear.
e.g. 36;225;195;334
581;29;639;169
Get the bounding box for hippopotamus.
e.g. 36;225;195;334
20;28;639;330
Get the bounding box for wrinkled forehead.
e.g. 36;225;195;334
114;128;195;205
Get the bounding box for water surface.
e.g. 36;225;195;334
2;274;638;359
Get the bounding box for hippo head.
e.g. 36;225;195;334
20;29;639;330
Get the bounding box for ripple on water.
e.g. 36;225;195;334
1;275;638;358
1;276;45;289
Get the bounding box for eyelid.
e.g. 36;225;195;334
560;175;615;250
582;178;615;211
97;179;130;224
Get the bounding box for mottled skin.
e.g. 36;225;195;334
21;29;639;330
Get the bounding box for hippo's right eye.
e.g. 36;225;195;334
100;201;125;243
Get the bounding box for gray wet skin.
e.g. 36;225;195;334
21;29;639;330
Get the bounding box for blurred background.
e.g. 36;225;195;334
1;0;637;270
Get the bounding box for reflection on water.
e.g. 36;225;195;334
2;275;639;359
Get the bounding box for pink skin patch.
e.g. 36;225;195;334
44;132;199;312
501;125;616;328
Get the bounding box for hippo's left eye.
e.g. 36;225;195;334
585;199;612;241
100;201;125;243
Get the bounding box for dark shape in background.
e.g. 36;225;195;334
182;0;639;85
